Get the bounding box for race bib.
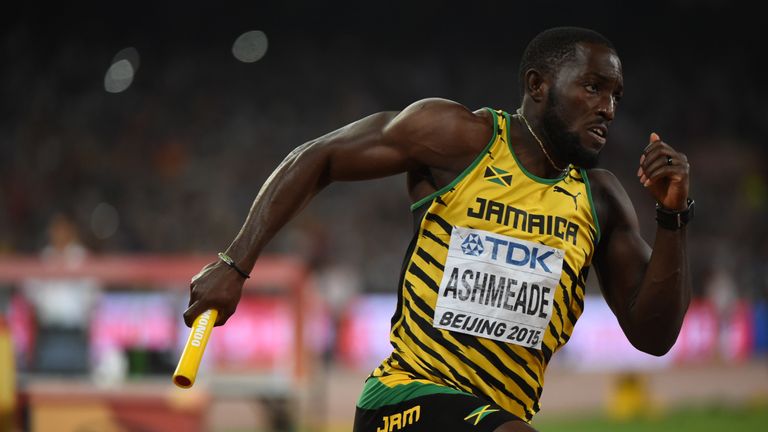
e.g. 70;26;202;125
433;227;564;349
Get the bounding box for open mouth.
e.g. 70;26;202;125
587;126;607;145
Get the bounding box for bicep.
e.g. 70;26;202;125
592;172;651;317
596;225;651;309
311;111;413;182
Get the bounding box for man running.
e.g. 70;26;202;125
184;27;693;431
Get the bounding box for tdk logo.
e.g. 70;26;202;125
461;234;485;256
484;236;555;273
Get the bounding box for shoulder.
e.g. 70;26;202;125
385;98;494;170
585;168;622;199
585;168;637;235
396;97;488;120
386;98;492;142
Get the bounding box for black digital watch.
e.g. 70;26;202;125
655;198;695;230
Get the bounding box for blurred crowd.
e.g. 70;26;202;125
1;5;766;305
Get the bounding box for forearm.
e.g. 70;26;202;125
628;226;691;355
224;141;330;272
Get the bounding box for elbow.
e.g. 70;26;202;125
628;329;680;357
624;296;690;357
636;342;673;357
288;139;334;187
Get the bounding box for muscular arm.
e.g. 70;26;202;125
590;169;691;356
226;111;406;272
184;98;492;326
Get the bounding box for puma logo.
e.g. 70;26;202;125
553;185;581;210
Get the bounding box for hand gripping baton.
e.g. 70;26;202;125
173;309;217;388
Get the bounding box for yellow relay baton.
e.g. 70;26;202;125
173;309;217;388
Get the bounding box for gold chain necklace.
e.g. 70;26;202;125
515;108;568;174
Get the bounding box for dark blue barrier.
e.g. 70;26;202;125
753;300;768;354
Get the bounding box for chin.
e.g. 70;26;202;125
571;146;601;169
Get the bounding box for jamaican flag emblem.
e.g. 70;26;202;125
464;405;500;425
484;165;513;186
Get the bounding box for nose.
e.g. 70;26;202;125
597;96;616;121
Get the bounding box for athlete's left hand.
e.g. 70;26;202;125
637;132;690;210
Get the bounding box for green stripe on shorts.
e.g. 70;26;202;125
357;377;472;410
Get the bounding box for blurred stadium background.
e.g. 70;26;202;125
1;1;766;431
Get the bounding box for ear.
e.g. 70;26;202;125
524;69;549;103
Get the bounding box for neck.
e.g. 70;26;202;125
514;108;568;178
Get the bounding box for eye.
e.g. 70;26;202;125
613;93;623;103
585;83;599;94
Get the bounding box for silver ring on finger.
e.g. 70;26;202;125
666;156;673;166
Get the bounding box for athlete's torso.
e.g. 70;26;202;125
372;108;600;421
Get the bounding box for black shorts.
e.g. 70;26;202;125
353;377;522;432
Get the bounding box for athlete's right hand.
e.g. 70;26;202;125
183;260;245;327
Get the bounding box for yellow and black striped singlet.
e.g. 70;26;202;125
371;108;600;421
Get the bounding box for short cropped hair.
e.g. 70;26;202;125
519;27;615;96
